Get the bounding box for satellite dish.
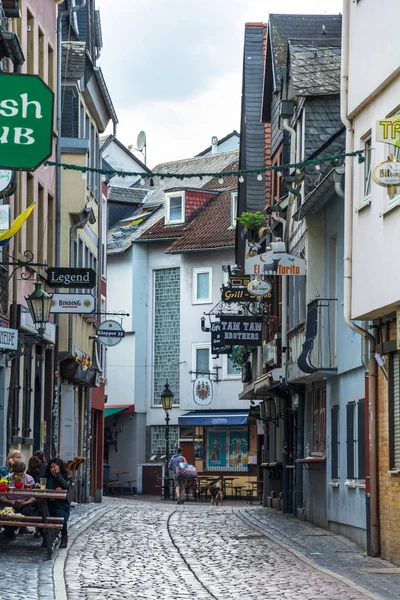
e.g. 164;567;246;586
137;131;146;151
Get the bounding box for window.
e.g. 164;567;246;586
205;426;248;472
312;381;326;455
389;352;400;470
165;191;185;224
48;44;54;91
363;136;372;200
151;425;179;455
346;399;365;480
192;344;210;377
331;405;340;479
223;355;241;379
231;192;238;227
192;267;212;304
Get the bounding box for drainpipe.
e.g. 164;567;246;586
341;0;379;557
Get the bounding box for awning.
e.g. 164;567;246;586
104;404;134;418
178;411;248;426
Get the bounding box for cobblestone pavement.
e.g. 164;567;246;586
1;498;400;600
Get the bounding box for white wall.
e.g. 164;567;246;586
349;62;400;319
348;0;400;117
103;140;147;187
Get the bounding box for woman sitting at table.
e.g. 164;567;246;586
0;449;22;478
0;460;37;539
45;458;72;549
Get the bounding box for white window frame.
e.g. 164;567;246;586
230;192;238;228
192;343;211;380
165;191;185;224
363;135;372;202
192;267;212;304
223;354;241;380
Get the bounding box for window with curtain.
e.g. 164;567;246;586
193;268;212;304
196;347;209;374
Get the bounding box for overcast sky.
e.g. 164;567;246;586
97;0;342;168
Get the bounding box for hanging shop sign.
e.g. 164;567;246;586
211;321;233;355
221;284;256;303
96;319;125;347
372;158;400;187
0;73;54;171
193;377;213;406
245;251;306;276
376;118;400;147
46;267;96;289
219;315;263;346
0;169;15;197
247;278;272;297
50;293;95;314
0;326;18;350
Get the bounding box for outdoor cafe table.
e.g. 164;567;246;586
1;489;67;556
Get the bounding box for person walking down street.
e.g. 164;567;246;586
0;450;22;478
169;447;187;505
45;458;72;549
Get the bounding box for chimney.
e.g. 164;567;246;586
211;136;218;154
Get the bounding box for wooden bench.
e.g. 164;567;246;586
0;515;64;557
104;479;135;496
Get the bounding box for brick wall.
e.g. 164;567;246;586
377;320;400;564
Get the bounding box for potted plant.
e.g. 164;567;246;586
14;475;23;490
235;211;265;243
230;346;250;369
0;478;8;492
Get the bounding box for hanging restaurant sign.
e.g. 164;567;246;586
0;326;18;350
0;73;54;171
247;278;272;298
96;319;125;347
46;267;96;289
376;118;400;146
372;157;400;187
50;293;95;314
245;251;306;276
193;377;213;406
211;321;233;355
219;315;263;346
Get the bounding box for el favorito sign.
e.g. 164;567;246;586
0;73;54;171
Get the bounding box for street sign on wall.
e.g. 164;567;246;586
96;320;125;347
245;251;306;276
50;293;95;314
0;327;18;350
219;315;263;346
0;73;54;171
47;267;96;289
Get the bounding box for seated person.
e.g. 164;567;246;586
0;450;22;478
45;458;72;549
0;460;37;539
27;456;42;484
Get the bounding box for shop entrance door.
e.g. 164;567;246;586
180;442;194;465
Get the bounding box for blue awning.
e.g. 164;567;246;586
178;411;248;426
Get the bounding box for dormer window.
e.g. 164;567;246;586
165;191;185;224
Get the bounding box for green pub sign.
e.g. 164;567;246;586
0;73;54;171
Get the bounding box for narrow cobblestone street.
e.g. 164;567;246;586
1;498;400;600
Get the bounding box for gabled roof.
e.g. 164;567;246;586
108;204;162;255
288;40;341;97
100;136;152;174
108;186;148;204
262;13;342;121
196;131;240;157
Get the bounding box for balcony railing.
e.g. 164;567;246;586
297;298;338;376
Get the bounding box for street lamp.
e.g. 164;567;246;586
160;380;174;498
25;281;53;338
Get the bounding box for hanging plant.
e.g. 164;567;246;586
235;211;265;229
230;346;250;368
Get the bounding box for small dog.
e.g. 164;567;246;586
209;478;224;506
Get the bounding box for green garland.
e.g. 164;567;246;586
44;149;365;180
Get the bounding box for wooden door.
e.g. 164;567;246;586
180;442;194;465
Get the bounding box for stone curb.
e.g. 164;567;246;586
53;505;115;600
234;508;383;600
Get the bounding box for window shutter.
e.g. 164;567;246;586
331;406;339;479
393;353;400;469
346;403;355;479
358;399;365;479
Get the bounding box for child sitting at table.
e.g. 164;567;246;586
0;460;38;539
